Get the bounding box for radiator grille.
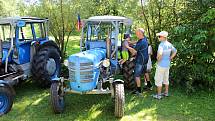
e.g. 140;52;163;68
69;61;94;83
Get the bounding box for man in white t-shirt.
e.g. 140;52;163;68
153;31;177;99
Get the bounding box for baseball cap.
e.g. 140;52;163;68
156;31;168;38
124;34;130;39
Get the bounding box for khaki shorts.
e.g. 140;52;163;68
154;65;170;86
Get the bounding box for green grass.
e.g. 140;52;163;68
1;82;215;121
1;36;215;121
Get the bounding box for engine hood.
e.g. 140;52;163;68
67;48;106;92
68;48;106;65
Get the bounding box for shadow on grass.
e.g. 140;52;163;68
1;81;215;121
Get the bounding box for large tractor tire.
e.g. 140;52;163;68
31;46;61;88
122;60;135;89
0;86;14;116
50;82;64;114
114;83;125;118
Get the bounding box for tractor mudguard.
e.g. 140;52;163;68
113;79;124;84
51;77;61;82
38;40;61;54
0;80;16;96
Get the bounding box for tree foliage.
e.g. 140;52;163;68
0;0;214;91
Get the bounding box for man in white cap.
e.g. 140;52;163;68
129;28;149;95
153;31;177;99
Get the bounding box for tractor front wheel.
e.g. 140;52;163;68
31;46;61;88
50;82;64;114
0;86;14;116
114;83;125;118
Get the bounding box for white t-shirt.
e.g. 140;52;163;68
147;45;152;70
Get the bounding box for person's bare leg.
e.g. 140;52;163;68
157;86;162;95
135;77;141;93
164;84;169;94
136;77;141;87
119;59;123;64
144;74;147;85
121;59;126;64
145;73;150;82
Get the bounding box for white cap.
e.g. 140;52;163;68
137;28;145;34
156;31;168;38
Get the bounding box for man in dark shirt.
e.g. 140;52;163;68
129;28;149;94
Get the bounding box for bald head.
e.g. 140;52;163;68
135;28;145;39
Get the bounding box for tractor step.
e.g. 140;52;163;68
3;73;24;85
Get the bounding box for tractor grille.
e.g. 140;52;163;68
69;61;94;83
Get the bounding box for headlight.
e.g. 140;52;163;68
64;60;69;67
102;59;110;67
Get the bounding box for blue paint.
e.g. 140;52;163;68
68;48;106;92
31;24;36;40
0;92;9;113
1;24;50;65
85;41;107;50
16;20;25;27
2;49;13;64
17;42;31;64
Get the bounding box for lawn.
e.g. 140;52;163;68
1;36;215;121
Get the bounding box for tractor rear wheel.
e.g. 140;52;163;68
114;83;125;118
50;82;64;114
0;86;14;116
31;46;61;88
123;60;135;89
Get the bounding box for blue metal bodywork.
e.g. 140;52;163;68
1;22;49;65
66;16;132;93
68;48;106;92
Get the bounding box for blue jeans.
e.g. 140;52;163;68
134;63;147;77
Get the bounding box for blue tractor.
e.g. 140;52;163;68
50;16;132;118
0;17;61;115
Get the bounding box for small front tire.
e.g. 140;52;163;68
114;83;125;118
50;82;64;114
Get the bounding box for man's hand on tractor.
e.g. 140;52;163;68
129;48;137;56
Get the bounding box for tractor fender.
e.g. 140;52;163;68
51;77;61;83
38;40;61;55
113;79;124;84
0;80;16;96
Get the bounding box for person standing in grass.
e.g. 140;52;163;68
129;28;149;95
153;31;177;99
143;44;153;90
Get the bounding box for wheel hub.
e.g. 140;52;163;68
46;58;57;76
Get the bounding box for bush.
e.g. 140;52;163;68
170;8;215;93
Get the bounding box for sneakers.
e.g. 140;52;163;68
152;93;169;100
152;94;162;100
161;92;169;97
132;90;142;96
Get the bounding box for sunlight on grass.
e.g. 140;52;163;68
122;107;157;121
126;98;139;110
88;104;102;119
13;91;49;113
13;99;31;113
32;93;49;105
